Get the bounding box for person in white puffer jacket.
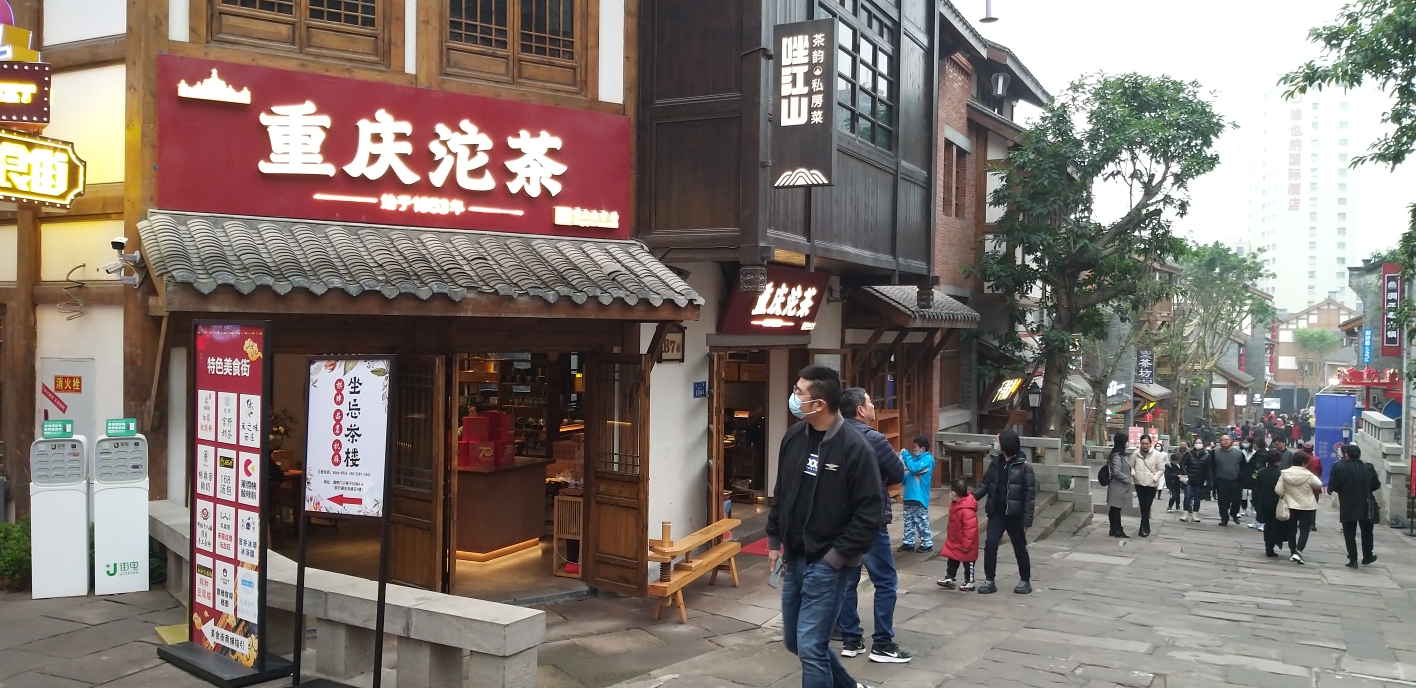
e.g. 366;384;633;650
1275;451;1322;565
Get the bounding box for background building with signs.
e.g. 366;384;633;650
0;0;1068;616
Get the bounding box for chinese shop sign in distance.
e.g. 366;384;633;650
156;54;630;239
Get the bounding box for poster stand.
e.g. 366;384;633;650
290;356;396;688
160;321;294;688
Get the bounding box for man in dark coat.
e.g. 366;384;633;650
973;429;1036;595
766;366;883;688
835;388;910;664
1253;450;1285;556
1329;444;1381;568
1180;443;1210;521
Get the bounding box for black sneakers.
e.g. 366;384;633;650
1014;580;1032;594
868;643;912;663
841;639;865;657
1363;554;1378;565
977;580;998;594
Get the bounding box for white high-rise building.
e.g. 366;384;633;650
1246;86;1385;312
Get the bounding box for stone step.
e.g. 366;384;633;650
1025;498;1073;545
1055;509;1095;537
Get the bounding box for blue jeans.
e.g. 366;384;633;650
1184;482;1204;512
782;555;857;688
837;527;896;647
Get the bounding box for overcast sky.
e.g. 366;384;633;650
970;0;1411;258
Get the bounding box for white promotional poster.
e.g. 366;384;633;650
215;504;237;558
196;444;215;497
238;394;261;448
218;392;237;444
195;499;215;552
214;560;236;615
236;567;259;623
236;509;260;565
237;451;260;507
197;390;216;441
194;554;215;608
216;448;236;501
304;359;390;517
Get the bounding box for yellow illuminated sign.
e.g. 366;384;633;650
0;129;85;207
992;378;1023;403
0;81;35;103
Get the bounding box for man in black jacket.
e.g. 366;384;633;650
834;388;909;664
1329;444;1381;568
973;429;1036;594
767;366;883;688
1180;443;1210;522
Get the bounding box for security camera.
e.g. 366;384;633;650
102;261;124;276
111;236;127;252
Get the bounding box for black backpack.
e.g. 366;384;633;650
1098;459;1112;487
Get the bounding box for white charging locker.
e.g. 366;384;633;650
30;436;90;599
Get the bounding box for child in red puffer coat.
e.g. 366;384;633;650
936;480;979;591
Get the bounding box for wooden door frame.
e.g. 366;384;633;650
582;352;650;596
387;354;448;591
441;354;457;593
708;352;726;523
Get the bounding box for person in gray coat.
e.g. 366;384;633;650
1106;433;1135;538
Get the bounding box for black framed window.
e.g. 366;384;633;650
819;0;895;152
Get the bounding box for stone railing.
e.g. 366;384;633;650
1357;412;1408;527
937;432;1070;497
149;500;543;687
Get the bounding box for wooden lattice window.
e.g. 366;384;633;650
213;0;385;64
449;0;509;50
309;0;376;27
445;0;583;92
520;0;575;60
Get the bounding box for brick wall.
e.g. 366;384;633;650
935;54;975;292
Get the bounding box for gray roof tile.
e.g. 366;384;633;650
139;212;703;309
860;285;980;324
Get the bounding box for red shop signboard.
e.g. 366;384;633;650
188;322;270;667
156;54;631;239
719;264;830;335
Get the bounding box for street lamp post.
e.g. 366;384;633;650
1027;382;1042;436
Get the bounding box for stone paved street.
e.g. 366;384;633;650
7;495;1416;688
539;496;1416;688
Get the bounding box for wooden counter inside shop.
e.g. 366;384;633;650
456;457;554;561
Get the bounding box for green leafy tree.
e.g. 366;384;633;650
1079;276;1173;444
1148;243;1273;438
971;74;1228;436
1294;328;1343;392
1282;0;1416;377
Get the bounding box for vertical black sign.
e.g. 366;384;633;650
771;18;837;188
1383;267;1402;352
1135;349;1155;386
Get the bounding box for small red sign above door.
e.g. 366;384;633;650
156;55;631;239
719;264;830;335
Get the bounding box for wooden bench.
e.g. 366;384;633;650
647;518;742;623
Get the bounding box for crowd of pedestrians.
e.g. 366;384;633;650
765;365;1376;688
1136;415;1383;569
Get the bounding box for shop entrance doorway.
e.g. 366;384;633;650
709;350;770;523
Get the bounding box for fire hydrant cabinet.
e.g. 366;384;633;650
92;433;150;595
30;436;90;599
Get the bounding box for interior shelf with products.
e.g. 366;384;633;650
454;353;585;467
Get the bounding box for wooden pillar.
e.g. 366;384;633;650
5;205;39;516
123;0;168;498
